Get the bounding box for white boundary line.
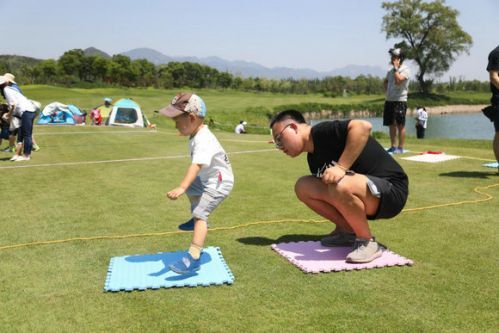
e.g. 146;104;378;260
222;139;270;143
35;130;159;135
0;148;276;170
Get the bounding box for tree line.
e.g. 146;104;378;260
0;48;489;96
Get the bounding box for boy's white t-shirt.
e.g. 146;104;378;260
3;86;35;116
189;125;234;195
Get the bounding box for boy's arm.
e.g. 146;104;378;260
322;120;371;185
167;163;202;200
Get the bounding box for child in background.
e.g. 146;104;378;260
90;108;103;125
159;93;234;274
415;106;428;139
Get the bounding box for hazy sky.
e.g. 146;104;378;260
1;0;497;81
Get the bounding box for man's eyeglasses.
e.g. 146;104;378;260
273;123;293;149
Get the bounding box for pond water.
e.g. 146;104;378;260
311;112;495;140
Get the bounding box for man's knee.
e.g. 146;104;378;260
294;176;311;201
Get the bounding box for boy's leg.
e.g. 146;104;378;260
170;190;228;274
177;195;200;231
178;178;203;231
189;218;208;259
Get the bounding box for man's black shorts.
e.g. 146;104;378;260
366;175;408;220
482;104;499;132
383;101;407;126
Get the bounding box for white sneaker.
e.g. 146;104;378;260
346;238;382;263
14;155;30;162
10;154;20;161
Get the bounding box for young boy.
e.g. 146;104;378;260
270;110;408;263
159;93;234;274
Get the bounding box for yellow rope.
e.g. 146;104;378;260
403;183;499;212
0;219;326;251
0;184;497;252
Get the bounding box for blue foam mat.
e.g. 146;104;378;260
483;162;499;168
104;246;234;292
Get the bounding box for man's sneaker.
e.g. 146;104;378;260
14;155;30;162
346;238;382;263
394;147;404;154
32;144;41;152
169;253;201;274
9;154;20;161
178;218;195;231
321;231;356;247
386;146;396;153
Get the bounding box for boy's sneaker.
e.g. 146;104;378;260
346;238;382;263
178;218;195;231
32;144;41;152
15;155;30;162
1;146;14;153
321;231;356;247
386;146;396;153
394;147;404;154
9;154;20;161
169;253;201;274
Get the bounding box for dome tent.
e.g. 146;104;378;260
37;102;85;125
106;98;150;128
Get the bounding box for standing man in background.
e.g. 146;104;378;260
415;106;428;139
383;48;410;154
483;45;499;172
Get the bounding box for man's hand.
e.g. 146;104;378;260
166;187;186;200
322;165;346;185
392;57;401;70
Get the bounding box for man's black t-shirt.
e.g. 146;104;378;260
487;45;499;106
307;120;408;183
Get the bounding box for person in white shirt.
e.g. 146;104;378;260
383;48;410;154
235;120;247;134
0;75;36;161
415;106;428;139
159;92;234;274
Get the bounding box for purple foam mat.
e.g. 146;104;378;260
271;241;413;273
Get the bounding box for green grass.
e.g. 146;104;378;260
1;86;498;332
22;85;489;135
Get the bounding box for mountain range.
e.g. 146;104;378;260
117;47;386;79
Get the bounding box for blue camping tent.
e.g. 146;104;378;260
107;99;150;128
38;102;86;125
